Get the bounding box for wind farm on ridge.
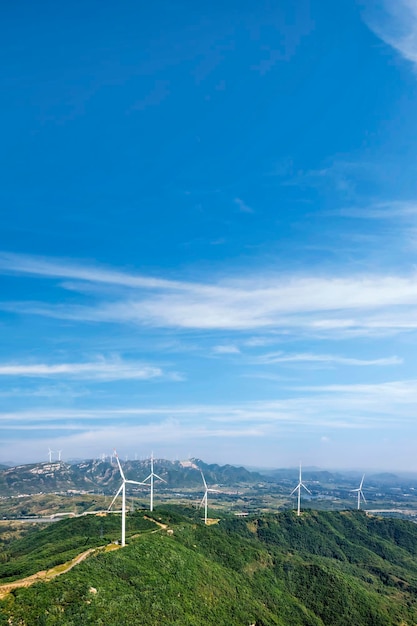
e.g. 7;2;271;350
3;449;377;546
3;450;414;551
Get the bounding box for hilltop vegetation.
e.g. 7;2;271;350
0;513;156;583
1;508;417;624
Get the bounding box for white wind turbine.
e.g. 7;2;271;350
199;470;219;525
142;452;167;512
57;450;62;462
48;448;54;463
290;463;311;517
108;450;146;546
352;474;366;510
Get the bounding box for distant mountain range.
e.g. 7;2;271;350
0;458;264;497
263;467;413;487
1;458;415;502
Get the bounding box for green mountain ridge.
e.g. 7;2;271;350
2;508;417;625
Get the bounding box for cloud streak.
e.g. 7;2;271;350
337;200;417;220
3;377;417;466
253;352;402;367
0;358;163;381
3;253;417;337
364;0;417;68
234;197;254;214
0;252;185;291
212;345;241;354
1;377;416;429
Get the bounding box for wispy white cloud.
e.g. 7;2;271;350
16;276;417;335
0;384;90;398
0;252;184;291
0;420;266;466
241;372;298;383
3;377;417;465
296;379;417;397
0;357;163;381
243;336;282;347
253;351;402;367
337;200;417;220
364;0;417;68
212;344;241;354
1;377;416;429
281;159;373;193
4;253;417;336
234;197;254;214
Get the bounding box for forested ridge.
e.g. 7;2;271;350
1;508;417;625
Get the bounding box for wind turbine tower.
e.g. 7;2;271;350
58;450;62;462
48;448;54;463
290;463;311;517
352;474;366;510
142;452;167;512
108;450;146;546
199;470;219;525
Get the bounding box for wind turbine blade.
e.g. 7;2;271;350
153;473;167;483
290;485;299;496
142;474;152;483
360;491;367;503
208;488;220;493
125;480;147;486
108;483;123;510
114;450;126;481
301;483;311;494
198;494;206;509
200;470;207;490
360;474;365;489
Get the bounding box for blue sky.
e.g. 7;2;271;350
2;0;417;469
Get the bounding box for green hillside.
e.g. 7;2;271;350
2;509;417;625
0;513;156;583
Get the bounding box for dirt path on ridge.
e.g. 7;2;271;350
143;515;168;530
0;516;166;599
0;547;103;599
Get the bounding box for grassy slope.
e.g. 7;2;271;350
1;509;417;625
0;513;156;582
